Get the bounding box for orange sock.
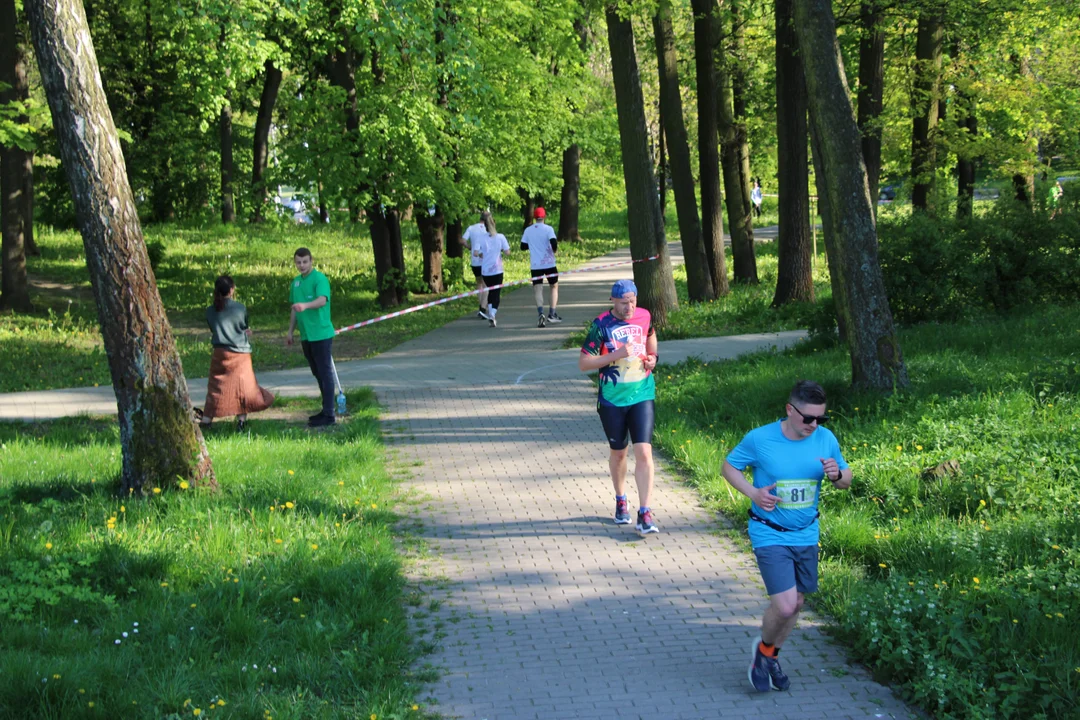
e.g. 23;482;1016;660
758;641;777;658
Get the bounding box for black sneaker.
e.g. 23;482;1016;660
748;637;771;692
236;417;247;432
537;314;547;328
547;311;563;323
308;414;335;428
308;413;324;422
765;654;790;691
476;310;487;319
614;499;631;524
635;509;659;536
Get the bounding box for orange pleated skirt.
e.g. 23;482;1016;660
202;348;274;418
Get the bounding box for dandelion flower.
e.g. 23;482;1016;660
79;689;85;694
190;603;197;608
916;445;923;451
179;481;190;490
412;706;419;711
338;481;345;486
52;674;61;679
1052;545;1060;549
285;502;295;509
120;505;126;512
895;445;902;451
288;470;295;475
371;503;378;509
979;499;986;507
371;715;377;720
161;582;168;587
88;702;95;708
293;597;301;603
153;487;161;495
879;563;887;568
973;578;979;584
311;544;319;550
274;539;283;544
194;710;202;717
1013;619;1018;624
45;542;53;550
217;700;226;706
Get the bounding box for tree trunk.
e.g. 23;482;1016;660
809;117;848;344
910;12;943;213
27;0;215;491
653;1;714;302
519;188;537;232
387;206;407;303
772;0;813;307
657;121;667;223
22;150;37;256
729;2;758;284
1;0;32;312
956;94;977;219
690;0;729;295
445;217;463;259
220;98;235;223
794;0;908;391
251;59;282;223
606;4;678;327
557;143;583;242
368;201;399;308
417;206;445;292
857;1;885;209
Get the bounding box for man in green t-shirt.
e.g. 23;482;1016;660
287;247;336;427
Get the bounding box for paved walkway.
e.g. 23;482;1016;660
0;243;914;719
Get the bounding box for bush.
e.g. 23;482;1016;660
878;206;1080;325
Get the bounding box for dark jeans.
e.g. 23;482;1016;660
301;338;335;417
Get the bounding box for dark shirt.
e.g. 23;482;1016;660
206;299;251;353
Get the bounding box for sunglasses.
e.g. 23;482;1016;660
789;403;829;425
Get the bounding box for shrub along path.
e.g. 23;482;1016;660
0;245;914;718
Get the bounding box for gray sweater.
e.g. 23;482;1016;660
206;299;251;353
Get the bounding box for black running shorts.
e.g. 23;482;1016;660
597;400;655;450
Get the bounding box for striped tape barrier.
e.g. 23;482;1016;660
335;254;660;335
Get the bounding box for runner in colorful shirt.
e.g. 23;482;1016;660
578;279;661;536
721;380;851;692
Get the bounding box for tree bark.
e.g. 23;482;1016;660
653;1;714;302
657;121;667;223
606;5;678;327
910;12;943;213
368;200;400;308
557;143;584;242
728;2;758;283
857;1;885;209
690;0;729;295
772;0;813;306
387;206;407;301
1;0;32;311
251;59;282;223
27;0;215;491
445;218;463;259
794;0;908;391
519;188;537;232
809;117;848;344
417;206;445;293
220;98;235;223
956;96;977;219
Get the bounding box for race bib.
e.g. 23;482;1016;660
774;479;818;510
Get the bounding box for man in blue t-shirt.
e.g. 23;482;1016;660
722;380;851;693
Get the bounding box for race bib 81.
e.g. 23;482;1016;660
774;479;819;510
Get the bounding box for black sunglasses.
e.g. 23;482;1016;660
789;403;829;425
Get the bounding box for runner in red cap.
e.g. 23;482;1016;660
521;207;562;327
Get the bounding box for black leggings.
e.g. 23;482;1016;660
597;399;655;450
482;273;504;310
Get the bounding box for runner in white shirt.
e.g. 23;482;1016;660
476;215;511;328
520;207;561;327
462;212;492;318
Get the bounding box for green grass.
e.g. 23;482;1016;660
653;303;1080;718
2;208;634;393
0;391;437;719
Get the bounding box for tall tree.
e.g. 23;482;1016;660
653;0;714;302
27;0;215;491
416;206;445;293
690;0;729;296
794;0;908;391
0;0;33;311
558;12;589;244
251;59;282;223
910;10;943;213
772;0;813;306
725;1;757;283
857;1;886;209
606;4;678;327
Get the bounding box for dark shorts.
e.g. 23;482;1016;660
597;399;655;450
471;265;483;279
753;544;819;595
531;267;559;285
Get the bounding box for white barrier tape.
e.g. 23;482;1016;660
335;254;660;335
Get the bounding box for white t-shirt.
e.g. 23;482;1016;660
521;221;557;269
462;222;487;266
478;233;510;276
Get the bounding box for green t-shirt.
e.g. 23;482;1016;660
289;269;335;342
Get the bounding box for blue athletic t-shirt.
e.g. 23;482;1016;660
726;420;848;548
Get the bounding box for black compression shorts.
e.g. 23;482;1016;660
530;267;558;285
597;400;655;450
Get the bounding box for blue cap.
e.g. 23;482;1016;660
611;279;638;298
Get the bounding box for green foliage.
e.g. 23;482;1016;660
878;207;1080;325
0;392;432;717
653;304;1080;719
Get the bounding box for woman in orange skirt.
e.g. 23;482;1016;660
198;275;274;431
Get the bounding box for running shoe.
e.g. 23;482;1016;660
547;311;563;323
476;310;487;319
489;316;497;328
636;509;659;536
308;414;335;428
765;654;790;691
537;314;547;328
614;499;631;524
748;637;771;692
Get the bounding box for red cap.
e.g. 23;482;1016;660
533;207;546;219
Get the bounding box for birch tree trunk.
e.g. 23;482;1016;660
27;0;215;491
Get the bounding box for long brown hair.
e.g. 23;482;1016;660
213;275;235;312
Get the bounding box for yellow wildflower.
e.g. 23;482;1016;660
285;502;295;509
288;470;295;475
879;563;887;568
179;481;190;490
45;542;53;550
